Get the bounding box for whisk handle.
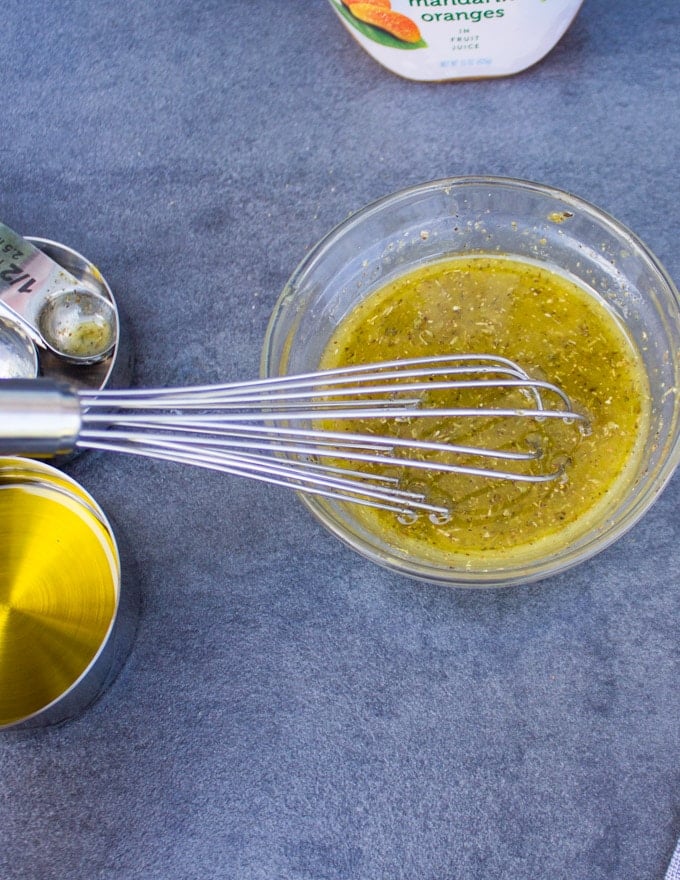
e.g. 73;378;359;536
0;378;81;457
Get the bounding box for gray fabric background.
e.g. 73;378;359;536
1;1;679;878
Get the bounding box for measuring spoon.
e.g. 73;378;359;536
0;287;117;365
0;314;38;378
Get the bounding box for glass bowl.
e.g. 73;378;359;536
262;177;680;587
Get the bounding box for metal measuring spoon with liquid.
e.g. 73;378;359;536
0;221;117;367
37;287;117;363
0;289;116;365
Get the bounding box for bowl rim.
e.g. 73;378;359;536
262;176;680;587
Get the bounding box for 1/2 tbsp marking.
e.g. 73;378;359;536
0;262;38;293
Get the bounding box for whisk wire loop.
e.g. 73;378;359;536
1;354;587;513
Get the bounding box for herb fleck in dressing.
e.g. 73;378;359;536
318;256;650;567
60;319;113;358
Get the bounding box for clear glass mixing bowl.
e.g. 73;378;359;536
262;177;680;587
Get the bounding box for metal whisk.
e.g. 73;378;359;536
0;354;586;516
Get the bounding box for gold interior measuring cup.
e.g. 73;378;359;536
0;458;136;730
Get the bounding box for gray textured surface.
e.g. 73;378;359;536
1;1;679;878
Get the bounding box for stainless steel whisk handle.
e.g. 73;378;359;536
0;378;81;457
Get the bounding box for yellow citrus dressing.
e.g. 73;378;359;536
318;256;650;567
